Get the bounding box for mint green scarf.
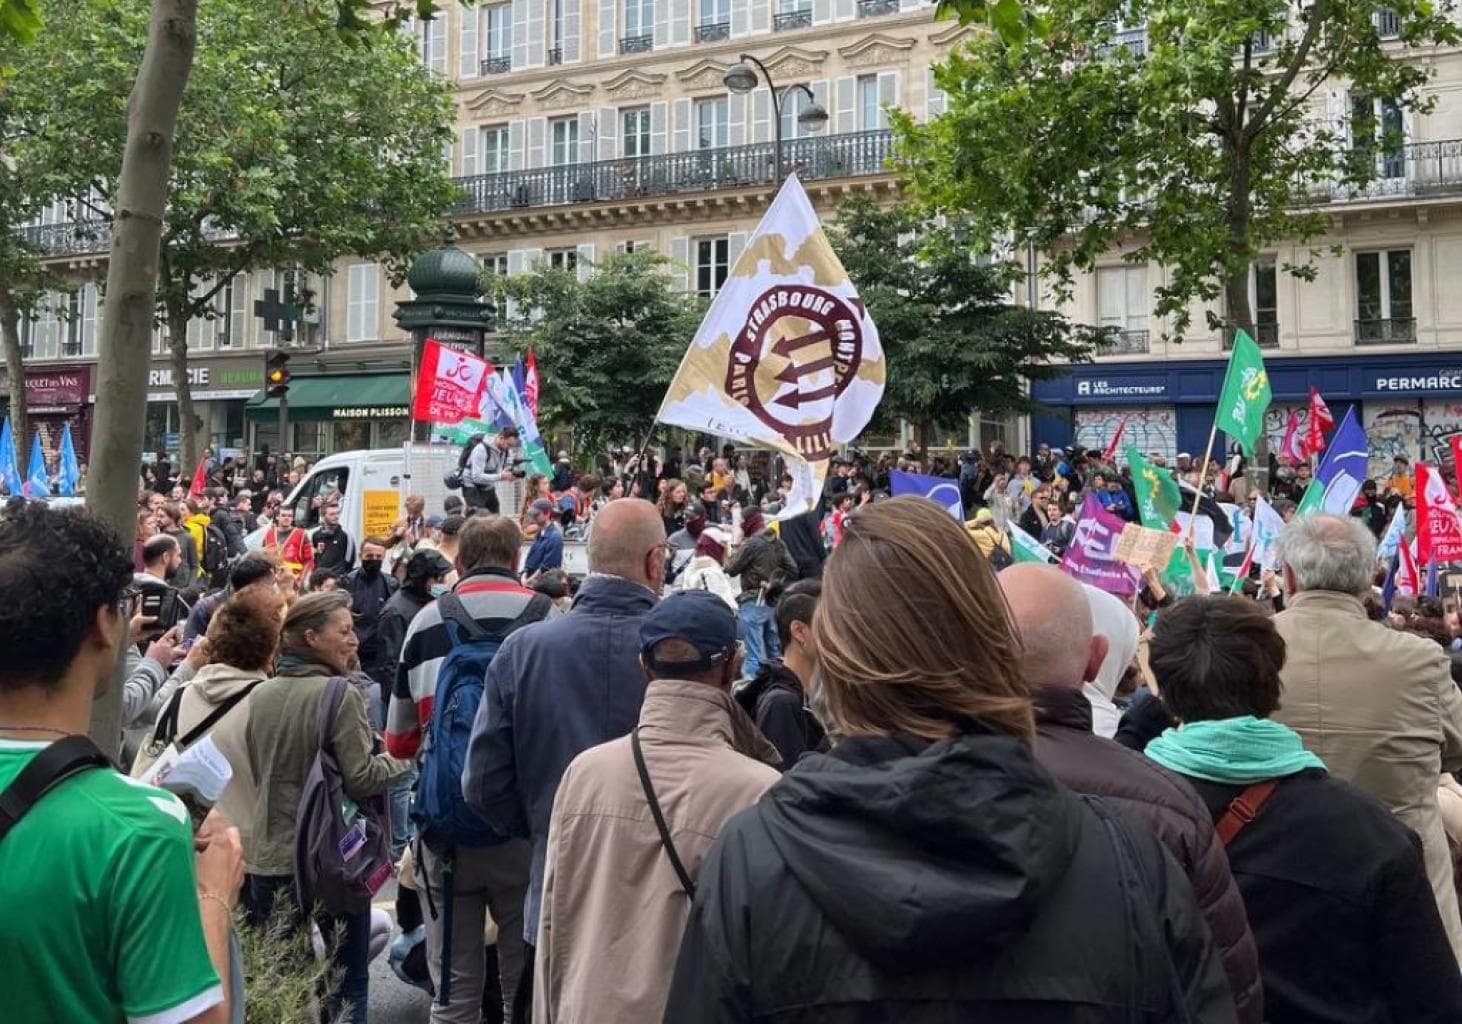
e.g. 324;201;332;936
1146;715;1325;784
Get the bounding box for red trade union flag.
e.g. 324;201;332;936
412;338;490;424
189;457;208;499
1279;411;1307;464
1451;435;1462;493
524;349;540;419
1100;414;1130;465
1304;387;1334;457
1415;462;1462;563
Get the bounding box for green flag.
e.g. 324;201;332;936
1125;445;1181;530
1009;521;1058;564
1295;478;1324;516
1215;329;1272;456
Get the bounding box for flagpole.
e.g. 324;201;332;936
1188;420;1220;540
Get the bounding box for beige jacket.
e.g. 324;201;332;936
533;678;781;1024
133;663;267;870
1273;590;1462;962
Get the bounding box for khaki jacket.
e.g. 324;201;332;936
1273;590;1462;962
533;679;781;1024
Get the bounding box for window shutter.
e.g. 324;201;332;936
731;0;750;36
526;0;545;67
528;117;547;169
750;1;769;32
728;92;747;146
229;276;245;347
834;0;854;18
925;67;947;120
430;16;447;74
576;243;595;281
598;0;616;56
654;0;669;48
813;78;830;115
669;236;691;291
513;0;532;69
672;98;692;152
578;111;595;163
509;119;526;170
82;284;98;356
460;7;479;78
651;101;668;154
461;127;480;176
752;90;771;142
671;0;690;44
598;107;618;159
564;0;582;61
814;0;830;22
835;76;855;133
877;70;900;127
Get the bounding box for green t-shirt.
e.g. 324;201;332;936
0;739;222;1024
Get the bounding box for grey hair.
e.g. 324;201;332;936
280;590;352;657
1272;514;1376;596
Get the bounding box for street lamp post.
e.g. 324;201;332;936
723;54;830;186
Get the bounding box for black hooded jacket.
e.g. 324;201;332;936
663;729;1236;1023
735;663;827;769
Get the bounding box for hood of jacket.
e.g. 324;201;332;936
186;512;211;531
757;728;1081;969
191;663;269;704
737;661;803;715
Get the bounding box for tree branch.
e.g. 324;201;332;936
1247;0;1326;139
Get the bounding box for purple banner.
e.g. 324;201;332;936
1061;492;1140;595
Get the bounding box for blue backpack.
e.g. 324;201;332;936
412;590;551;850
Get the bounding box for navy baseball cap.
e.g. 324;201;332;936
639;590;739;674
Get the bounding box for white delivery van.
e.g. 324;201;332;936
278;443;589;576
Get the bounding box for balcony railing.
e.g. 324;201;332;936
547;47;563;65
773;9;813;31
1094;26;1147;58
20;219;112;256
1314;138;1462;202
1374;7;1401;37
858;0;900;16
480;55;512;75
620;34;653;54
1355;317;1416;344
1099;328;1150;354
452;129;893;216
1223;322;1280;349
694;20;730;42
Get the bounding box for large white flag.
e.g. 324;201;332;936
657;175;886;513
1251;495;1287;572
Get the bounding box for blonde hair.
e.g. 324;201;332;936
812;496;1034;744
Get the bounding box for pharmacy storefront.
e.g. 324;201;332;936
141;356;265;458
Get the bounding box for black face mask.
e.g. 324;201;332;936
360;559;383;578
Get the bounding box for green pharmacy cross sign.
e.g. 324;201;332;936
253;283;311;343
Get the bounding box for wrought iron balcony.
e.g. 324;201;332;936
773;9;813;31
620;34;653;54
480;55;512;75
1355;317;1415;344
694;20;730;42
547;47;563;65
1094;26;1147;58
1099;328;1150;354
1223;323;1280;349
1313;138;1462;202
858;0;900;16
452;129;893;216
21;219;112;257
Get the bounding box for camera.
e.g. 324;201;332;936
137;580;184;638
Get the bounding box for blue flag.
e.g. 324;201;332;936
890;470;964;521
57;423;80;497
1425;552;1440;599
512;358;527;401
1377;504;1407;563
24;432;49;498
0;418;22;496
1297;406;1367;516
1381;553;1399;612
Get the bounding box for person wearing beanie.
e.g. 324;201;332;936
965;505;1012;565
675;526;737;609
725;507;798;676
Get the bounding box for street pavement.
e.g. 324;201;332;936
368;879;433;1024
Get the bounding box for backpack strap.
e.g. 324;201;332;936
631;726;696;899
177;680;265;750
0;736;113;843
1215;779;1279;847
437;592;489;644
150;686;187;751
317;676;350;751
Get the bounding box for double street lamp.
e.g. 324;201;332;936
723;54;829;186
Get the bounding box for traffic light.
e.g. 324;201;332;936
266;351;291;399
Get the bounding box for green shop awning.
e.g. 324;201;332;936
244;373;411;423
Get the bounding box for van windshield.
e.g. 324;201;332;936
292;467;350;529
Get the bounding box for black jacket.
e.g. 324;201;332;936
210;507;245;558
724;530;798;600
778;508;825;581
1186;768;1462;1024
373;586;429;692
736;663;826;769
663;729;1236;1023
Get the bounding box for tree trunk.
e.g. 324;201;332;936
0;289;27;458
1224;146;1256;339
87;0;197;750
168;302;199;474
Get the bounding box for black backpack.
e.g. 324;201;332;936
201;524;229;576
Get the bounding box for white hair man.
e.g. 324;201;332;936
1272;513;1462;963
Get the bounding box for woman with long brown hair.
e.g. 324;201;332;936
663;497;1234;1023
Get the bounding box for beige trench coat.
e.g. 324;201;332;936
1273;590;1462;963
533;678;782;1024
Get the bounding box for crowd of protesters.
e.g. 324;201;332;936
8;422;1462;1024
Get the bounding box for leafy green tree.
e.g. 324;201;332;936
903;0;1460;339
826;195;1098;448
20;0;455;469
488;249;708;458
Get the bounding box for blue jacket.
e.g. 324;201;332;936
463;573;659;941
523;522;563;575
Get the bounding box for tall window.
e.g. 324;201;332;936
1355;249;1413;341
347;263;380;343
780;86;815;140
699;0;730;24
482;125;510;173
695;237;729;298
482;253;509;277
418;16;446;74
62;290;83;356
695;97;729;149
547;248;578;272
550;0;564;55
1096;265;1149;348
1351;93;1405;179
216;274;245;348
1253;258;1277;343
857;75;880;131
551;117;579;166
482;3;511;59
624;0;654;39
622;106;652;158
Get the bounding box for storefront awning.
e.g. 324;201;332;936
244;373;410;423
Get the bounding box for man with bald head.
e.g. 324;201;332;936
465;498;666;1021
1000;565;1262;1023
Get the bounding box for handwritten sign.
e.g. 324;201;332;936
1114;524;1178;572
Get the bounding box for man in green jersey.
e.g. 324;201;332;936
0;500;243;1024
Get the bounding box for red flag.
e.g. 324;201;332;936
524;349;540;419
1279;411;1307;464
188;457;208;499
1304;387;1334;457
1451;435;1462;482
1100;414;1130;464
411;337;490;424
1416;462;1462;563
1396;538;1421;596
